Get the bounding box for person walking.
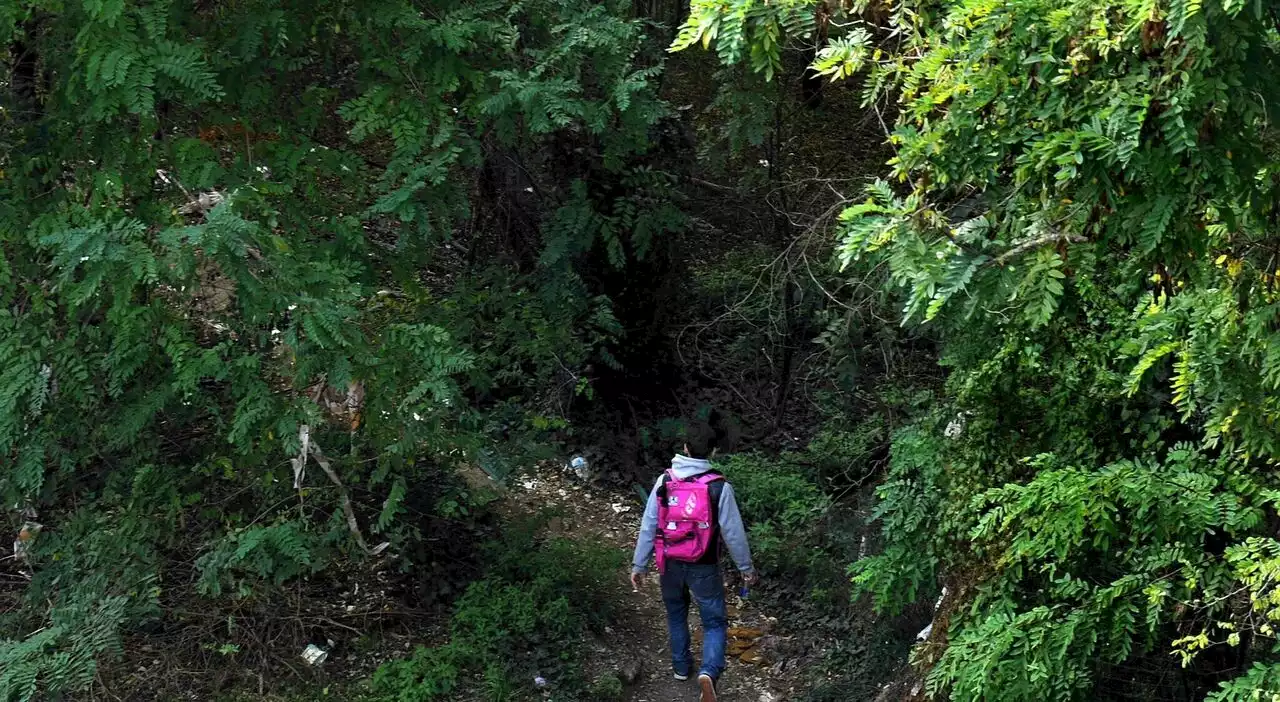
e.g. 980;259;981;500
630;420;757;702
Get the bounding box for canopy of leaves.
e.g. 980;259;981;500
674;0;1280;698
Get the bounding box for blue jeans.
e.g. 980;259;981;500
659;561;727;680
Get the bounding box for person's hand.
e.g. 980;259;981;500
742;570;760;587
630;570;644;591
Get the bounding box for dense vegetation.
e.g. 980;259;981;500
1;1;684;697
677;0;1280;699
5;0;1280;700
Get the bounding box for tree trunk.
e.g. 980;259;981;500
800;6;830;108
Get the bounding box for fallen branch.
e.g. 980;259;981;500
291;424;370;554
986;231;1087;268
689;177;738;193
309;441;371;555
159;168;226;216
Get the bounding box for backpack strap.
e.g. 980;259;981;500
703;473;725;525
656;471;672;506
708;476;725;505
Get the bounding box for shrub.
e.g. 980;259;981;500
721;440;921;698
587;674;624;700
719;453;835;592
803;413;888;488
0;0;675;697
848;425;947;615
721;454;830;531
369;519;622;701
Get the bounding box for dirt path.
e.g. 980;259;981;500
493;465;803;702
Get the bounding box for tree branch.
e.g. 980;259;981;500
985;231;1087;268
309;441;371;555
292;424;371;554
689;177;738;193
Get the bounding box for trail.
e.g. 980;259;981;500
490;464;804;702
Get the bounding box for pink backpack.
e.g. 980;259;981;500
655;470;721;573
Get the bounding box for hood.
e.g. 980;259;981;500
670;454;714;479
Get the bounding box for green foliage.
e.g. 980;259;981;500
719;425;919;699
587;674;624;700
810;28;873;83
678;0;1280;697
0;596;128;702
196;522;322;598
671;0;817;80
723;453;830;532
1205;663;1280;702
369;519;622;701
804;410;889;487
1;505;163;702
933;448;1274;701
719;449;846;600
849;426;946;614
1;0;678;697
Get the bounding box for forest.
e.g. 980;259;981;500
4;0;1280;700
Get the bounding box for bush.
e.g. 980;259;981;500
719;453;835;592
721;454;830;531
369;517;622;701
587;674;624;700
848;425;947;614
721;441;920;698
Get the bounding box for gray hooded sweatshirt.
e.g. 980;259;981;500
630;455;754;575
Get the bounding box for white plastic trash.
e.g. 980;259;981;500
570;456;589;481
301;644;328;666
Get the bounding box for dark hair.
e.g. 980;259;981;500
683;418;719;459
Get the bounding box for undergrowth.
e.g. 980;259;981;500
719;410;921;699
368;515;622;702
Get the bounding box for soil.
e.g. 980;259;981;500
487;464;806;702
